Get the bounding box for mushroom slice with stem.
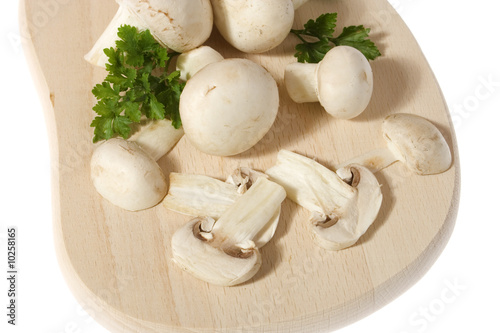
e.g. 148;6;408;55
85;0;213;67
335;113;453;177
91;119;184;211
266;150;382;251
164;169;280;248
285;46;374;119
171;177;286;286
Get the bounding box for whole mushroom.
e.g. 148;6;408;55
91;120;184;211
335;113;452;176
178;47;280;156
285;46;374;119
85;0;213;67
210;0;307;53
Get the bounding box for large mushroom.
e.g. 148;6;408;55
210;0;308;53
85;0;213;67
285;46;374;119
178;47;279;156
335;113;452;176
266;150;383;251
90;120;183;211
171;177;286;286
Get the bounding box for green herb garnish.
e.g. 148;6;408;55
91;25;184;143
291;13;381;63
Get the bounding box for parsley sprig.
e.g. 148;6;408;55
91;25;185;143
291;13;381;63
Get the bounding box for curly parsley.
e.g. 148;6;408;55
90;25;184;143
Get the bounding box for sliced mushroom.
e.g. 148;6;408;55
90;120;183;211
266;150;382;250
164;169;279;248
285;46;374;119
171;177;286;286
85;0;213;67
335;113;452;176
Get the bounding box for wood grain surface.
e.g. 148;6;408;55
20;0;460;332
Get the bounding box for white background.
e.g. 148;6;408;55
1;0;499;332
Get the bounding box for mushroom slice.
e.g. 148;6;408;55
336;113;452;176
266;150;382;250
164;169;280;248
163;173;241;219
171;177;286;286
91;119;183;211
85;0;213;67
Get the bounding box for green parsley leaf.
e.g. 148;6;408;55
294;39;332;64
331;25;382;61
291;13;381;63
297;13;337;39
90;25;184;143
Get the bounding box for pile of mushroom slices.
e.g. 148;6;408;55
86;0;453;286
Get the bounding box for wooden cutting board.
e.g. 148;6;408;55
20;0;460;332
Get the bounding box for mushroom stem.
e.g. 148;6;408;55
335;147;398;174
284;62;319;103
176;46;224;81
84;5;147;67
212;177;286;248
129;119;184;161
292;0;309;10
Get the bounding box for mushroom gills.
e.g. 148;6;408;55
171;177;286;286
266;150;382;250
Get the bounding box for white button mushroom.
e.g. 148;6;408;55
90;120;184;211
285;46;374;119
179;56;280;156
210;0;305;53
85;0;213;67
335;113;453;176
266;150;383;251
171;177;286;286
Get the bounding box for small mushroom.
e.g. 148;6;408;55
285;46;374;119
266;150;383;250
171;177;286;286
335;113;452;176
85;0;213;67
210;0;304;53
176;46;224;81
90;120;184;211
179;55;279;156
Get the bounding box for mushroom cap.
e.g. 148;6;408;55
382;113;452;175
311;164;383;251
90;138;168;211
317;46;373;119
211;0;295;53
172;218;262;286
179;58;279;156
118;0;213;52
